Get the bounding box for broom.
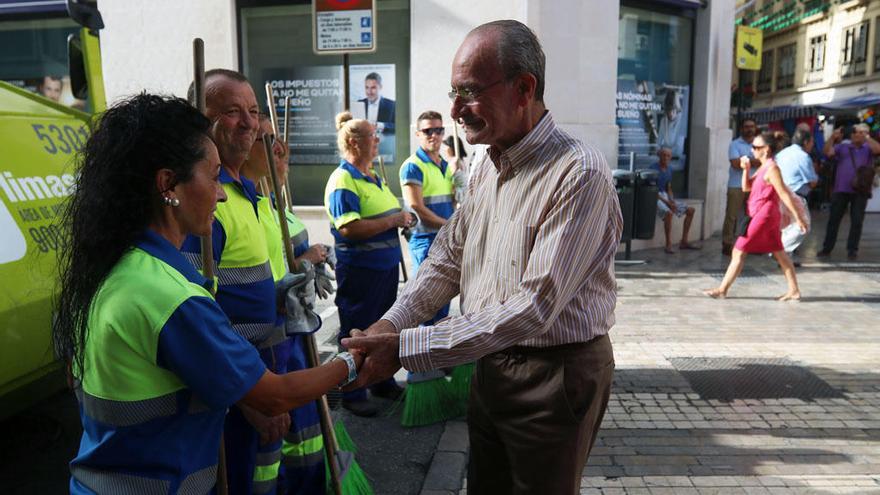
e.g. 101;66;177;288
398;369;461;427
322;421;373;495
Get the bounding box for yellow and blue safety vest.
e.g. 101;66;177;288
70;229;265;495
182;167;276;347
324;159;401;270
399;147;454;240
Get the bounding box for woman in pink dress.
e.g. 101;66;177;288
704;132;808;300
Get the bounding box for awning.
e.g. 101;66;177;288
739;105;817;124
740;93;880;123
816;93;880;111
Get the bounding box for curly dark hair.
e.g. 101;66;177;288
54;93;212;375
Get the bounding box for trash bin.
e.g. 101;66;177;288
633;169;659;240
613;169;634;243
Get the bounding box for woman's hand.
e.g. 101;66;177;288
797;217;808;234
740;156;751;170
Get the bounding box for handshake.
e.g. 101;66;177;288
338;319;403;390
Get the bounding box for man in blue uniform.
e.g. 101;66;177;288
183;69;289;495
399;110;455;324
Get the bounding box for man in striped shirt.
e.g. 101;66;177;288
343;20;622;494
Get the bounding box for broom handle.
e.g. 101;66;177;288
262;133;344;495
193;37;229;495
378;156;408;282
265;83;280;136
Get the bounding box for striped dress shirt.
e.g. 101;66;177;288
383;111;623;372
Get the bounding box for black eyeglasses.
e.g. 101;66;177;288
751;144;767;150
448;79;507;105
419;127;445;137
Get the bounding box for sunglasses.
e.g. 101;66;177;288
419;127;445;137
751;144;767;150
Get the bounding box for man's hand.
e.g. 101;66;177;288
831;127;843;144
241;406;291;445
301;244;328;265
341;327;401;389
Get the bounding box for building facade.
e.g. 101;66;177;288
2;0;736;246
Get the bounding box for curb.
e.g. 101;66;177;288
419;420;469;495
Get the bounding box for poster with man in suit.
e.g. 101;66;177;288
350;64;396;162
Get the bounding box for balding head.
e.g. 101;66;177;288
190;69;259;172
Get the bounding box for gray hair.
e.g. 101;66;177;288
854;123;870;133
791;127;812;147
473;20;546;102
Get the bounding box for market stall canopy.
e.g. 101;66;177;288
740;93;880;123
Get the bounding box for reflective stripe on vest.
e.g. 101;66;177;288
71;463;217;495
252;449;282;494
214;181;272;281
232;322;276;343
281;423;324;467
75;386;177;427
335;238;400;252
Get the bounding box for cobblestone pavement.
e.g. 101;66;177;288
451;212;880;495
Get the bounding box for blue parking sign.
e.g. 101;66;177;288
361;32;372;43
361;17;371;28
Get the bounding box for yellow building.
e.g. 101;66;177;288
735;0;880;120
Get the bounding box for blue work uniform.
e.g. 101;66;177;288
399;147;454;324
70;229;265;495
181;167;279;495
258;196;326;495
325;159;402;402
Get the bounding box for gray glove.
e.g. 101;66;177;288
322;244;337;270
314;263;335;300
281;261;321;335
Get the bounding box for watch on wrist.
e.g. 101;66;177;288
334;352;357;387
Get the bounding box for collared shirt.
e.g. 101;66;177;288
324;159;402;270
728;137;754;188
71;229;265;495
366;99;379;124
776;144;817;196
383;111;623;371
833;141;875;194
399;147;455;240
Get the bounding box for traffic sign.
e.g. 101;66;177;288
736;25;762;71
313;0;376;55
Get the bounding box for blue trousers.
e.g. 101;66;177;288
335;262;400;401
409;236;450;325
225;339;290;495
279;335;326;495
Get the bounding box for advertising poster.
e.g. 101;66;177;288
348;63;396;163
264;65;345;165
616;79;689;172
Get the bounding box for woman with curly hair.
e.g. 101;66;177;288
54;94;361;494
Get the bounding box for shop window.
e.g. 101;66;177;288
806;35;825;84
757;50;774;93
841;21;869;78
875;17;880;73
615;5;694;197
776;43;795;90
240;0;411;206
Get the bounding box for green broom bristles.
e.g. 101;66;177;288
399;374;462;427
324;420;374;494
449;363;475;407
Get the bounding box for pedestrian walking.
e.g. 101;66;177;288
342;20;622;494
704;131;808;301
776;127;817;266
